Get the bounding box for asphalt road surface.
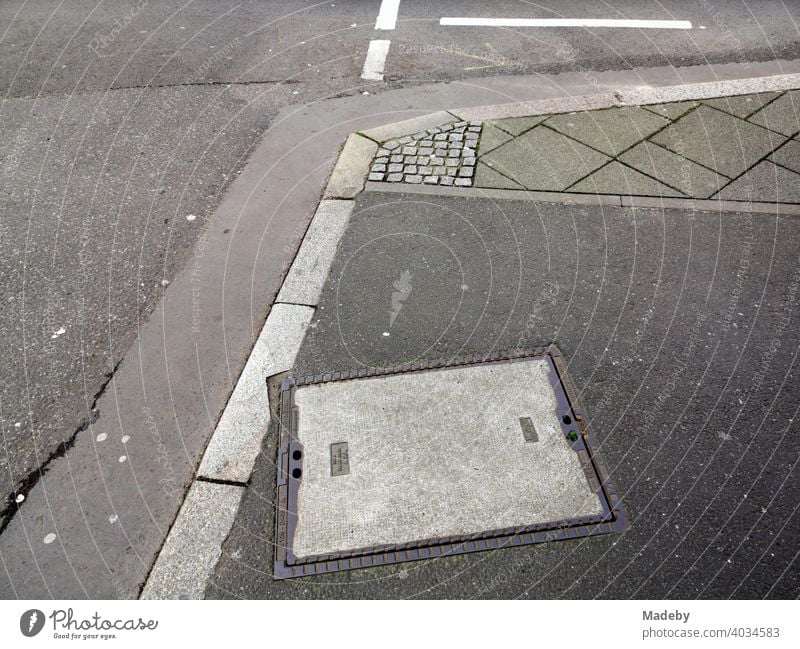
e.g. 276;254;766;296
2;0;800;593
210;192;800;599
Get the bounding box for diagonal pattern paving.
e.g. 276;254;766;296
368;91;800;205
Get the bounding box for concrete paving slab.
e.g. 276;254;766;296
641;101;699;120
490;115;548;136
141;481;244;600
291;359;603;558
568;161;683;197
482;127;610;191
620;141;728;198
747;90;800;135
703;92;782;118
477;122;514;154
769;138;800;173
198;304;314;483
277;200;355;306
651;105;787;178
474;162;525;189
324;134;377;199
545;106;669;156
714;161;800;203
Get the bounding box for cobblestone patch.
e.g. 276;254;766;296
369;120;482;187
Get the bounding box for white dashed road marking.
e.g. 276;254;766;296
362;39;391;81
375;0;400;30
440;18;693;29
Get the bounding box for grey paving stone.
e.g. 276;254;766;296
447;150;460;158
371;163;386;173
440;175;455;186
482;126;610;191
390;154;403;163
454;178;473;186
384;141;400;150
620;141;727;198
420;140;433;147
473;162;525;189
377;149;390;157
399;136;413;144
714;160;800;203
404;165;418;174
141;481;244;599
434;148;448;157
449;133;463;142
434;133;448;141
641;101;699;120
405;174;423;183
375;157;388;164
490;115;547;136
386;173;403;182
417;156;430;165
418;147;434;156
703;92;781;118
405;156;418;164
568;161;683;197
388;163;403;173
277;201;355;306
445;158;459;166
770;138;800;173
368;172;384;182
651;105;786;178
748;90;800;135
418;166;433;175
545;106;669;156
458;166;475;178
429;155;444;165
423;176;439;184
463;157;476;166
433;165;447;175
402;146;417;155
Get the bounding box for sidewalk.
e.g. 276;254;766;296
368;90;800;205
199;76;800;599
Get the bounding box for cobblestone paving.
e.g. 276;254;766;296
368;120;481;187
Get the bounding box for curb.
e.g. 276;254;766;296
141;70;800;599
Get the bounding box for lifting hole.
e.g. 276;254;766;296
562;414;572;425
291;468;302;479
292;450;302;461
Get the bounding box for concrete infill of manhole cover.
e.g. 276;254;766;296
273;346;626;579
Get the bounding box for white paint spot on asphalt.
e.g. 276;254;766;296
121;435;130;444
43;533;56;544
185;214;197;221
440;18;692;29
109;514;119;524
96;432;107;442
14;422;20;428
161;279;170;287
375;0;400;30
51;327;65;339
119;455;127;463
15;494;24;503
382;331;390;337
362;39;390;81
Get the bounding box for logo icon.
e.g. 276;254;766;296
20;609;45;637
389;270;413;328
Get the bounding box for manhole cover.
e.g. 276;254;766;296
274;346;626;579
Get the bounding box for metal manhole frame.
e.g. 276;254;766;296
273;344;627;579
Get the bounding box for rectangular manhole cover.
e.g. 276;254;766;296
274;346;626;579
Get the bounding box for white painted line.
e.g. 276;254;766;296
141;481;244;599
375;0;400;30
197;304;314;483
440;17;692;30
362;39;390;81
